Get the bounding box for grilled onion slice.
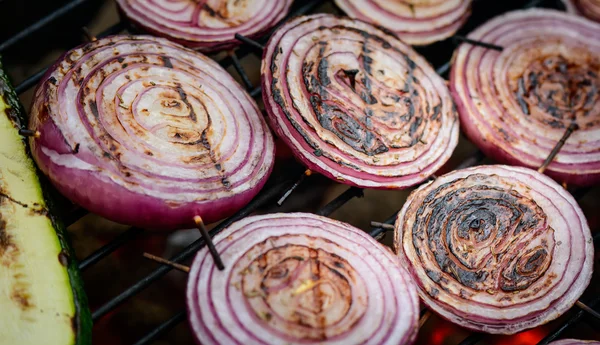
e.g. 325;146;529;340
562;0;600;22
262;14;459;189
116;0;292;51
187;213;420;345
450;9;600;186
334;0;472;45
29;35;274;230
395;165;594;334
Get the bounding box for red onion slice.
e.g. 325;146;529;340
116;0;292;52
262;14;459;189
394;165;594;334
29;35;275;230
187;213;419;345
562;0;600;22
334;0;472;45
550;340;600;345
450;9;600;186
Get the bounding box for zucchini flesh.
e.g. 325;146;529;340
0;59;91;345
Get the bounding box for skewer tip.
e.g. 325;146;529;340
193;215;225;271
82;27;97;42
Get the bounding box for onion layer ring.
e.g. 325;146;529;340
116;0;293;52
450;9;600;186
187;213;420;345
29;35;275;230
395;165;593;334
334;0;472;45
262;14;459;189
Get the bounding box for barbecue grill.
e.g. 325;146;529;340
1;0;598;344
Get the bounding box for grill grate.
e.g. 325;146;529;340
1;0;598;344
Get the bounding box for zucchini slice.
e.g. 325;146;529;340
0;59;91;345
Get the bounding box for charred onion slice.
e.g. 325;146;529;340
116;0;292;52
334;0;472;46
562;0;600;22
29;35;274;230
262;14;459;189
450;9;600;186
550;340;600;345
394;165;594;334
187;213;419;345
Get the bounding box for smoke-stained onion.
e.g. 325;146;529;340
29;35;275;230
116;0;292;52
187;213;419;345
450;9;600;186
550;340;600;345
334;0;472;46
394;165;594;334
562;0;600;22
262;14;459;189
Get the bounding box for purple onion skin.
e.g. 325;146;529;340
549;340;600;345
30;103;273;230
28;37;275;230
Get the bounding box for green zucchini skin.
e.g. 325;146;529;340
0;58;92;345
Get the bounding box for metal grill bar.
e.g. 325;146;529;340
64;207;90;227
538;297;600;345
250;86;262;98
132;311;186;345
229;51;254;90
91;176;298;321
0;0;100;53
316;187;364;216
14;20;126;94
78;227;143;271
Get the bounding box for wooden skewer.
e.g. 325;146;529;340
82;27;97;42
143;253;190;273
538;123;578;174
277;169;312;206
576;300;600;320
194;216;225;271
370;221;395;230
18;129;40;138
419;310;432;328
